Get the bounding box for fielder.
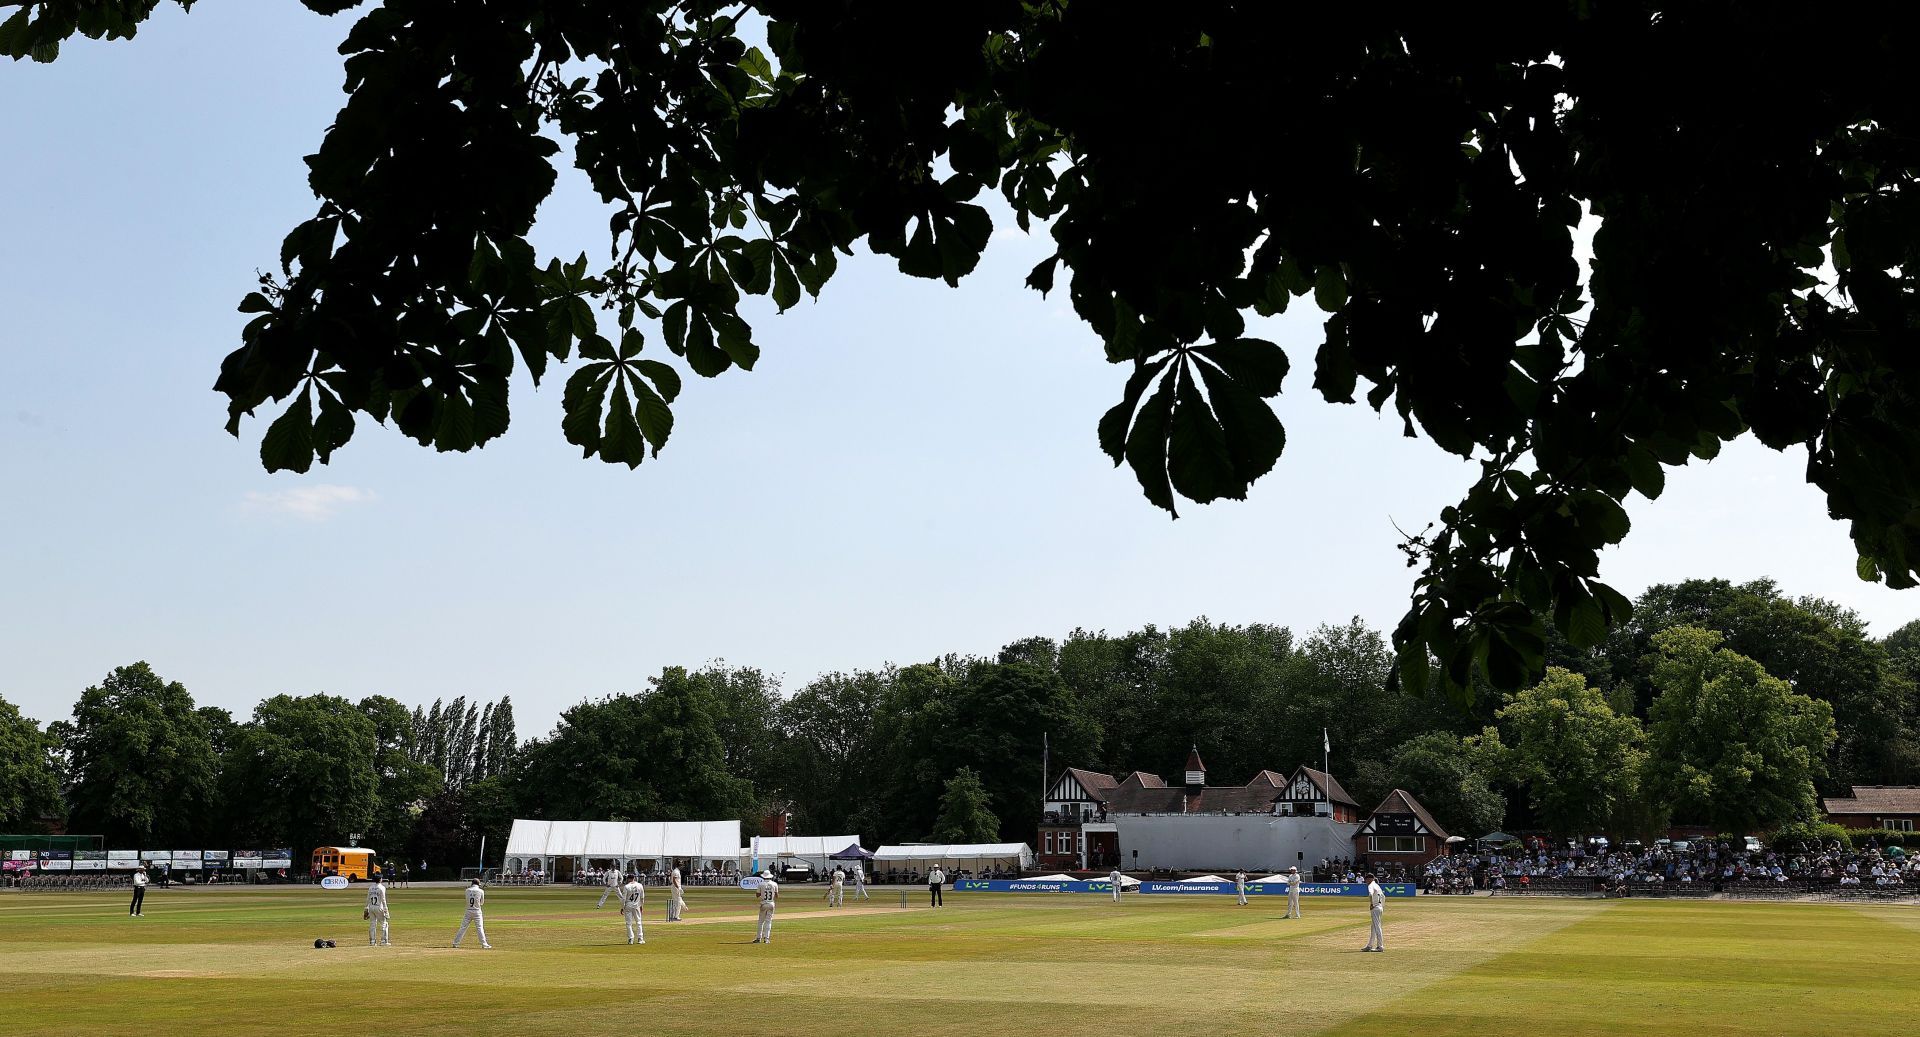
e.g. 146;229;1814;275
1234;870;1249;906
1363;874;1385;952
828;867;845;908
597;868;622;908
364;874;391;946
752;873;779;944
852;865;869;900
453;878;491;949
621;873;646;945
1285;866;1302;918
667;865;685;921
1109;866;1124;903
129;866;148;917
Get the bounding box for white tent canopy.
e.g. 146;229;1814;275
872;843;1035;871
503;819;741;874
741;835;862;874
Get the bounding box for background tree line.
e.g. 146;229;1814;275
2;578;1914;866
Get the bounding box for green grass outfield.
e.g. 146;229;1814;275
3;884;1917;1035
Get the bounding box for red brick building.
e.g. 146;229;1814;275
1820;786;1920;832
760;800;792;838
1036;766;1161;871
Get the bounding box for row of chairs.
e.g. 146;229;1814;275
1496;877;1600;896
1720;881;1804;899
1626;881;1714;898
15;874;133;892
1824;883;1920;900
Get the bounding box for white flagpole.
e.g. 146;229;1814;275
1042;732;1050;811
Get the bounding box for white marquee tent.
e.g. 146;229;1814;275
740;835;863;875
872;843;1035;874
503;819;740;877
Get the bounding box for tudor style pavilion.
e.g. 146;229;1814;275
1038;747;1442;873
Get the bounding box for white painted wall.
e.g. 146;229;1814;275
1113;814;1361;871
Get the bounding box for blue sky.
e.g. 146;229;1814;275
3;4;1913;738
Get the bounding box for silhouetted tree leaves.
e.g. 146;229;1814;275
16;2;1920;701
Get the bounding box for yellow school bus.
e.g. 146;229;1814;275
312;846;378;881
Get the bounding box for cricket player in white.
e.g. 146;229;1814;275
667;866;685;921
597;867;622;908
1234;870;1248;906
852;865;869;900
364;875;391;945
1286;866;1302;918
1109;867;1124;903
1363;874;1385;951
752;873;779;944
453;878;491;949
828;867;845;908
621;874;646;944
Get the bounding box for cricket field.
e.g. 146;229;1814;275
4;885;1917;1035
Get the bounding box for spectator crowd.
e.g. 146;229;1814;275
555;864;1021;886
567;866;738;887
1411;836;1920;896
1313;858;1413;884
